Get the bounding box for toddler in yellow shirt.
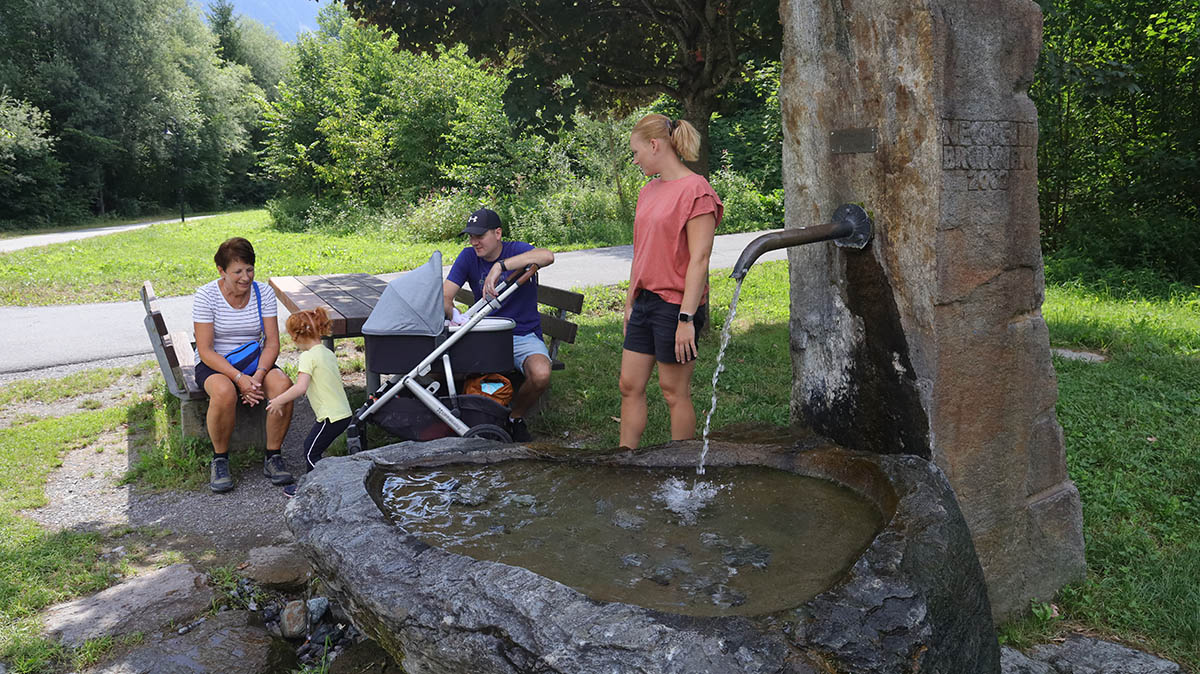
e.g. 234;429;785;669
267;307;352;496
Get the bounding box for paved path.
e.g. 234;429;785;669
0;215;216;253
0;230;786;376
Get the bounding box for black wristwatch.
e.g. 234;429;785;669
498;259;508;272
678;312;693;323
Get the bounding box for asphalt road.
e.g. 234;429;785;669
0;229;786;377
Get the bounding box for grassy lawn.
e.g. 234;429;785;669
0;209;468;306
2;251;1199;669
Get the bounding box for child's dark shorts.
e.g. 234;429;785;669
623;290;707;364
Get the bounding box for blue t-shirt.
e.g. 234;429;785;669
447;240;542;338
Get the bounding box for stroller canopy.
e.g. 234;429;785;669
362;251;445;337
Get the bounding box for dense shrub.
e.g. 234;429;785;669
503;184;631;246
709;156;784;234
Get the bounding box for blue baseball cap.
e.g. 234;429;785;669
462;208;502;235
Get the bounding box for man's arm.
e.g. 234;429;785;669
483;247;554;298
442;279;462;318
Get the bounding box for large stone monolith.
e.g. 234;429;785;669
779;0;1085;619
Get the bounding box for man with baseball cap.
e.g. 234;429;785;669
443;208;555;442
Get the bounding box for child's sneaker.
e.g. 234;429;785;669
282;483;297;498
263;455;294;485
508;417;532;443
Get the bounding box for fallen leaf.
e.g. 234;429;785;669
611;416;621;423
1147;436;1158;443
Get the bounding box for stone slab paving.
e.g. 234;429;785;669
87;609;291;674
1002;636;1182;674
42;563;214;648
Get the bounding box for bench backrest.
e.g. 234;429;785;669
140;281;205;399
454;282;584;366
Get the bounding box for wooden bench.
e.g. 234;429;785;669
139;281;266;450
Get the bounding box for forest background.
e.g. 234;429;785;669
0;0;1196;282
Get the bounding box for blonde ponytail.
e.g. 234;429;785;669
632;113;701;162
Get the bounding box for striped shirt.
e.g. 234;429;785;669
192;280;278;356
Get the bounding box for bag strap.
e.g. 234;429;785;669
253;282;264;341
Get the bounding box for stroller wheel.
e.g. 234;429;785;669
346;423;367;454
463;424;511;443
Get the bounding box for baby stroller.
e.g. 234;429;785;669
345;252;537;453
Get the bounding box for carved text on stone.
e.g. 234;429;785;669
941;119;1036;191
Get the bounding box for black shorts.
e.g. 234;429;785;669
195;360;281;388
623;291;707;364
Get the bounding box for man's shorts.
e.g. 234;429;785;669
623;290;708;364
513;332;551;372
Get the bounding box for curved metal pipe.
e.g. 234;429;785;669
729;203;873;279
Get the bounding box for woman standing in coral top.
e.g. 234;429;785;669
619;113;724;449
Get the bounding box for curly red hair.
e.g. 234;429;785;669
285;307;332;344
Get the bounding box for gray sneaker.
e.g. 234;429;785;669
263;455;294;485
210;456;234;493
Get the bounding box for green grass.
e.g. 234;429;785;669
0;409;130;672
0;209;467;306
537;259;796;448
0;364;150;408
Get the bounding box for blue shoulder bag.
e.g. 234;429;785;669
223;283;265;374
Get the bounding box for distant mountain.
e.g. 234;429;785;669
222;0;325;42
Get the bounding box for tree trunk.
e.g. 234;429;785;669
682;97;716;177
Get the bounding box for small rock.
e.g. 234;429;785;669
280;600;308;639
621;553;647;568
307;597;329;624
450;484;489;506
509;494;536;507
242;544;314;590
610;509;646;530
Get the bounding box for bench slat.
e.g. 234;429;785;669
537;285;584;314
540;313;578;345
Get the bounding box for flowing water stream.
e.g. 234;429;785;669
697;277;745;474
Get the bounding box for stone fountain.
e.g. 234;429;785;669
287;436;998;673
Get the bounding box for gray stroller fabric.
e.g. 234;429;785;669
362;251;446;337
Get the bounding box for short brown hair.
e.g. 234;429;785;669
214;237;255;269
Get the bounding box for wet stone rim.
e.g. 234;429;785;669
285;438;1000;674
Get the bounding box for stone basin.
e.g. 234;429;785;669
286;437;1000;673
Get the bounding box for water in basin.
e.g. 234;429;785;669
377;461;883;617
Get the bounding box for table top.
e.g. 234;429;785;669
269;273;389;338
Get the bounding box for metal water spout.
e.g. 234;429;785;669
730;204;874;279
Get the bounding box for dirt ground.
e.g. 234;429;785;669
5;351;369;573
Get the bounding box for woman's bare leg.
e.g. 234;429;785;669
618;350;657;449
203;375;238;455
657;360;697;441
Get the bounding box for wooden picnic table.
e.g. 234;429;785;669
269;273;393;391
269;273;390;339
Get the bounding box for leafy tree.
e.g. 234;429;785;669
340;0;782;173
0;0;267;222
262;5;547;211
1034;0;1199;280
0;93;69;226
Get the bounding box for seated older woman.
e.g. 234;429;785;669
193;237;294;493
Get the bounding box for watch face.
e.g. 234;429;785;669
678;312;692;323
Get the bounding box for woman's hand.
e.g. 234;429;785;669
236;372;264;405
674;321;697;363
